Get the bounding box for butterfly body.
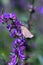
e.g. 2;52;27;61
21;26;34;38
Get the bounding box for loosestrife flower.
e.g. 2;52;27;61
0;13;26;65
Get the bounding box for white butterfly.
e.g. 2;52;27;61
21;26;34;38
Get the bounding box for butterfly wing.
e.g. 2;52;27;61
21;26;34;38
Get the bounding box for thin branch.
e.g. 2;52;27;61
28;0;35;29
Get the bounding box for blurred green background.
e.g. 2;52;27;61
0;0;43;65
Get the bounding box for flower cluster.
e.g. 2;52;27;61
0;13;26;65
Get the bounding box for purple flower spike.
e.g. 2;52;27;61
0;12;26;65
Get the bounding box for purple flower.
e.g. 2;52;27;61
12;39;18;48
12;38;25;48
11;57;17;65
3;13;10;19
10;53;15;59
10;13;17;19
12;48;17;53
15;20;22;27
8;62;13;65
18;46;25;61
12;38;21;48
7;24;13;31
8;54;17;65
16;28;23;37
10;29;17;37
